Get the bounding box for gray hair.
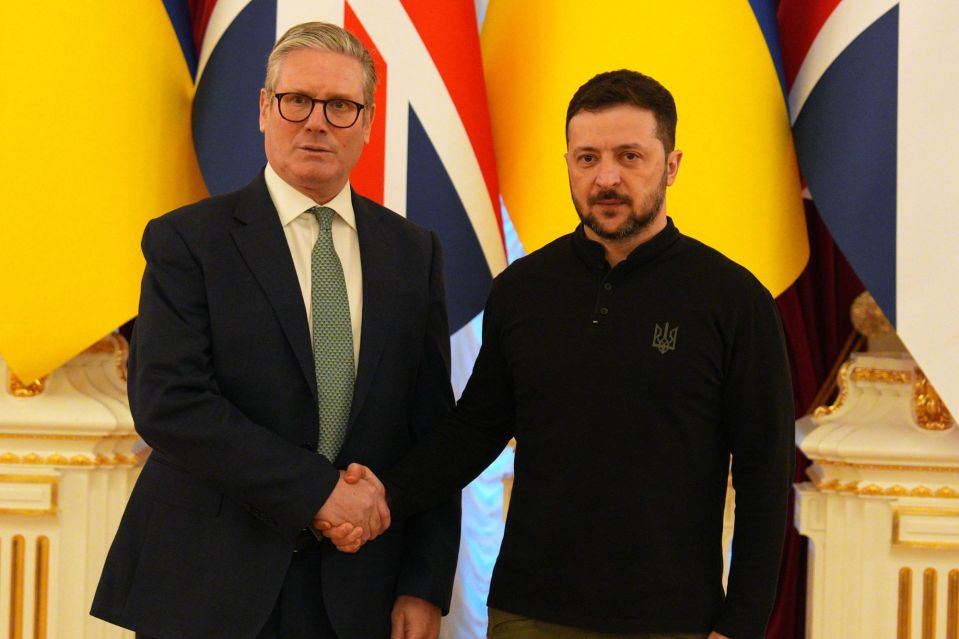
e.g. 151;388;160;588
264;22;377;106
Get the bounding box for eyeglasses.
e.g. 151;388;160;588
273;92;366;128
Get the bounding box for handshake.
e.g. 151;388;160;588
312;463;391;553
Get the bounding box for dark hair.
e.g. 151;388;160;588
565;69;677;153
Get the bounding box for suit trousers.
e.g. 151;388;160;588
487;608;706;639
137;542;337;639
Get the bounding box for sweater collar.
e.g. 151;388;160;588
572;216;681;272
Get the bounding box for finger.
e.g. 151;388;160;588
333;539;362;553
368;498;390;540
320;522;354;540
314;520;332;531
390;613;406;639
378;496;391;533
344;462;366;483
334;526;365;550
367;500;382;540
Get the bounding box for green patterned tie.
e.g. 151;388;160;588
309;206;354;462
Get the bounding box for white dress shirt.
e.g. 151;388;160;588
264;164;362;369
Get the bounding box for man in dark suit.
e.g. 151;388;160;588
92;22;459;639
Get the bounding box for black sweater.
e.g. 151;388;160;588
386;219;794;638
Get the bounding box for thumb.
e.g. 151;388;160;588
344;462;367;484
390;609;407;639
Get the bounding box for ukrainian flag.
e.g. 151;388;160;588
482;0;807;297
0;2;206;382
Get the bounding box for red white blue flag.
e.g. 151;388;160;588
779;1;959;413
190;0;506;334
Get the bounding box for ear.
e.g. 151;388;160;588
665;149;683;186
259;88;271;133
362;103;376;144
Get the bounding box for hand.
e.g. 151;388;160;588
313;463;391;543
708;632;731;639
390;595;441;639
315;520;365;553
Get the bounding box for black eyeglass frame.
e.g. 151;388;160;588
273;92;366;128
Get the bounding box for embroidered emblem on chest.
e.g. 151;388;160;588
652;322;678;354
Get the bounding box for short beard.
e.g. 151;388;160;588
575;169;667;241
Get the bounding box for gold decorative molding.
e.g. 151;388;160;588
814;360;852;417
924;568;937;639
0;433;138;442
850;367;912;384
851;291;894;337
10;534;25;639
84;332;129;383
893;508;959;549
913;370;954;431
948;570;958;639
815;459;959;473
7;373;47;398
0;452;137;467
900;567;913;639
0;475;58;516
34;536;49;639
804;474;959;498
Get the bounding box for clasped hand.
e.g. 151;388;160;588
313;463;389;553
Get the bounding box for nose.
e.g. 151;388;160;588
594;159;621;189
304;104;330;133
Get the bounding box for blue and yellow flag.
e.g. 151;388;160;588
0;3;206;381
482;0;807;297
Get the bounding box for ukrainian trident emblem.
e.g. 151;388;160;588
652;322;678;354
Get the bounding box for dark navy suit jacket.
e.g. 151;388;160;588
92;173;459;639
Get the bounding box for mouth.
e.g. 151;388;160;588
588;191;631;207
299;145;333;154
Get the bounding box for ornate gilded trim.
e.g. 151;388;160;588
814;361;852;417
7;373;47;398
0;433;138;442
900;567;913;639
816;459;959;473
850;367;912;384
34;536;49;639
924;568;937;639
84;332;129;383
0;475;58;515
0;452;137;467
10;535;25;639
948;569;958;639
893;507;959;548
914;370;955;431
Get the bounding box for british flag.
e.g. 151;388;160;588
184;0;506;335
779;1;959;415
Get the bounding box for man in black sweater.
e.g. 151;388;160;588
322;69;794;639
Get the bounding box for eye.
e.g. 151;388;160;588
328;99;351;112
579;154;596;164
289;93;311;106
623;151;640;161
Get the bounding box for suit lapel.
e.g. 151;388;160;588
230;175;317;401
349;193;397;427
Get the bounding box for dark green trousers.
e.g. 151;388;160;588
487;608;708;639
